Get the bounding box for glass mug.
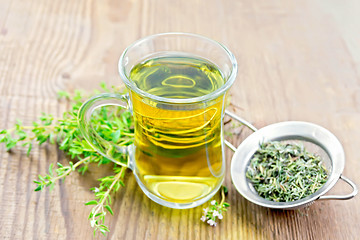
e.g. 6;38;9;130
78;33;237;209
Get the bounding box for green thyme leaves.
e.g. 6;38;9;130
0;84;134;236
246;141;328;202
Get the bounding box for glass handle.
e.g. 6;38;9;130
77;93;134;169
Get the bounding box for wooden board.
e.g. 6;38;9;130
0;0;359;239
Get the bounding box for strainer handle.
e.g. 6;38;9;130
225;110;258;132
224;110;258;152
318;175;358;200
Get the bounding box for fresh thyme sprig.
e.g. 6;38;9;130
0;83;134;236
34;157;91;191
201;186;230;226
246;141;328;202
86;165;126;236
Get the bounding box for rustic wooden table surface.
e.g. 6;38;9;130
1;0;359;239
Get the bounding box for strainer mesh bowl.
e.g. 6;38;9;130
228;117;356;210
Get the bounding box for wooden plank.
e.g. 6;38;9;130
0;0;359;239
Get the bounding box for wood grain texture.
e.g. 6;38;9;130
1;0;359;239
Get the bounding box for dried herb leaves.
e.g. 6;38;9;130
246;141;328;202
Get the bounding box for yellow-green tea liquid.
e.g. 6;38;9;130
129;56;225;204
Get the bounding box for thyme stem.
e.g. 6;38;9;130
51;156;90;182
89;166;127;235
220;186;226;206
98;167;124;209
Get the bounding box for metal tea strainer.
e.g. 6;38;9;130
225;110;358;210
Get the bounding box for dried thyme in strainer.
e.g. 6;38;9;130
246;141;328;202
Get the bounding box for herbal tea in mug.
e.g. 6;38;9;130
78;33;237;209
130;56;224;203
